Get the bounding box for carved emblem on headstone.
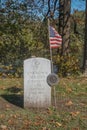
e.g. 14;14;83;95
47;73;59;86
32;59;40;70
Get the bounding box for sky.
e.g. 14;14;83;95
0;0;86;17
71;0;86;12
0;0;86;10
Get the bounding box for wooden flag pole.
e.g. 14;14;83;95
48;18;57;109
48;18;53;73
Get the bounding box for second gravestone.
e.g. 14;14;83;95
24;57;51;108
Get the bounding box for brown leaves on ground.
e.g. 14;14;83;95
42;127;50;130
0;114;5;119
65;100;73;106
34;116;46;126
0;77;87;130
8;119;15;125
23;120;32;126
0;125;8;130
46;108;53;114
0;86;6;90
71;128;80;130
5;104;11;109
66;88;72;93
70;111;80;117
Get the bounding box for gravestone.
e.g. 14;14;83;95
24;57;51;108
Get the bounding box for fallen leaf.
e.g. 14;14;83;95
13;114;17;118
0;86;6;90
65;100;73;106
6;104;11;108
47;108;52;114
70;111;80;117
0;125;7;130
34;121;41;126
82;116;87;119
72;127;80;130
55;122;62;127
35;116;42;120
8;119;14;125
23;120;32;126
66;88;72;93
0;114;5;119
42;127;47;130
42;127;50;130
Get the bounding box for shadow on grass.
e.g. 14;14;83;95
1;86;24;108
6;86;22;93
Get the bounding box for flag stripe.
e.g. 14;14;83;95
50;37;62;41
49;26;62;49
50;39;62;42
50;42;62;45
50;45;60;48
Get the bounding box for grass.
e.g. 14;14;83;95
0;76;87;130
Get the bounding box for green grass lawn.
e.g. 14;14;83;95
0;76;87;130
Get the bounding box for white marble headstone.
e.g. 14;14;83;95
24;57;51;108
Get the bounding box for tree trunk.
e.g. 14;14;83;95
59;0;71;55
59;0;64;35
83;0;87;74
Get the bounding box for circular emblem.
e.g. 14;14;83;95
47;73;59;86
32;59;40;70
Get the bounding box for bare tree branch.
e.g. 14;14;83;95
53;0;58;14
45;0;51;17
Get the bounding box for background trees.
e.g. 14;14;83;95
0;0;86;77
83;0;87;74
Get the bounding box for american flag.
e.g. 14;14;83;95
49;26;62;49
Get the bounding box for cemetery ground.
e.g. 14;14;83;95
0;76;87;130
